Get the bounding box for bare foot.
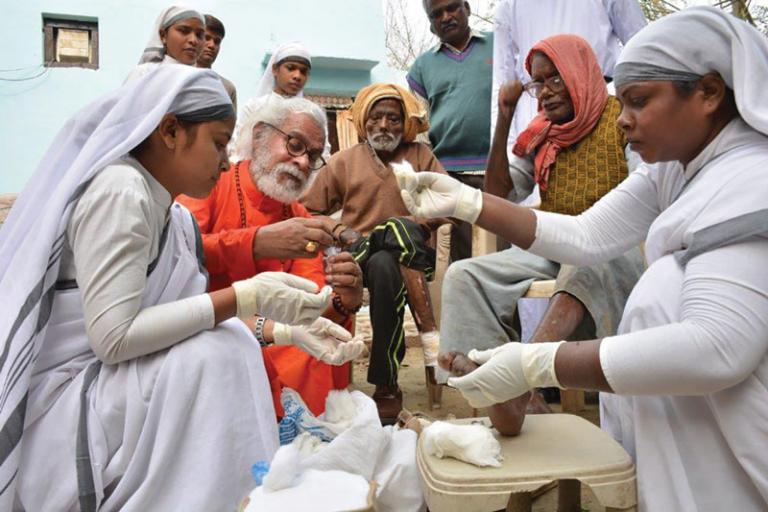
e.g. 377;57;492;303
439;351;528;436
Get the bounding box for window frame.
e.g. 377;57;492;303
42;15;99;70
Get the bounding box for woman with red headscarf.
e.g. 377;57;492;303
437;34;645;413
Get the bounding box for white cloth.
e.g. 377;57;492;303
421;421;503;468
58;157;215;364
491;0;646;146
244;469;372;512
614;6;768;137
17;204;278;510
274;389;424;512
253;41;311;98
0;66;233;509
125;54;181;84
137;5;204;64
528;118;768;511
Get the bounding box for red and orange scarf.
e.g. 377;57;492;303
512;35;609;192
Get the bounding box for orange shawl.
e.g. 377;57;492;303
512;34;609;191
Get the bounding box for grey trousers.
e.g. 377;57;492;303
440;246;645;354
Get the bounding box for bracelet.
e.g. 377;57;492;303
253;317;273;347
331;222;345;237
332;294;362;317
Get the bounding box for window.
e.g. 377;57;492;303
43;15;99;69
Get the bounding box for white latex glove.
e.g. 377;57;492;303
232;272;332;325
272;317;367;366
392;161;483;223
447;341;566;408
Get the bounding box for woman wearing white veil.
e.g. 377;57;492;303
125;5;206;82
396;7;768;510
0;65;335;510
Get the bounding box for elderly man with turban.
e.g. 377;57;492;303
302;83;448;421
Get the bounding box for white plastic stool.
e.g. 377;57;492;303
417;414;636;512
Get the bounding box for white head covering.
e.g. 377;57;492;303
614;6;768;136
253;41;312;98
0;65;232;507
138;4;205;64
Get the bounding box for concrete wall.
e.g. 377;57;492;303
0;0;403;192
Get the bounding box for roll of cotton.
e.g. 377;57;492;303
422;421;503;467
243;469;372;512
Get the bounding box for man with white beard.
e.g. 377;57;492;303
302;83;448;422
178;96;365;419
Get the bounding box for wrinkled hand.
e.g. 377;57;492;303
232;272;332;325
325;251;363;312
253;217;335;261
273;317;367;365
448;342;565;408
498;80;523;119
393;161;483;223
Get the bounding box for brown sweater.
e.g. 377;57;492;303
300;142;446;235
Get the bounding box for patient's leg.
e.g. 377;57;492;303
527;291;591;414
401;265;442;408
400;265;437;332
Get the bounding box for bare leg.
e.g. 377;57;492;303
528;292;589;414
400;265;443;408
529;291;587;344
399;265;437;332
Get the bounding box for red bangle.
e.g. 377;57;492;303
333;294;361;317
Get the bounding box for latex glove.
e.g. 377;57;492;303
448;341;566;408
392;161;482;223
272;317;366;366
233;272;332;325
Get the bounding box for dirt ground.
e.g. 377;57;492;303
350;308;609;511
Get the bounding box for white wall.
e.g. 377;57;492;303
0;0;402;192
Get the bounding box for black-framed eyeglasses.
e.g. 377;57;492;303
522;75;566;98
262;122;326;170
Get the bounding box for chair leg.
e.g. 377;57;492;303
506;492;532;512
557;479;581;512
560;390;585;413
425;366;442;409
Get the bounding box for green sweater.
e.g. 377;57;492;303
407;32;493;173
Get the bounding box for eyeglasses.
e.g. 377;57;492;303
262;122;326;170
522;75;566;98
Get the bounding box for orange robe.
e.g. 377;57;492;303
178;160;350;417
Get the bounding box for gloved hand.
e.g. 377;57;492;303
447;341;566;408
232;272;332;325
272;317;367;365
392;161;483;223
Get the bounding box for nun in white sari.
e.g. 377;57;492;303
396;7;768;511
0;65;337;511
125;5;205;83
